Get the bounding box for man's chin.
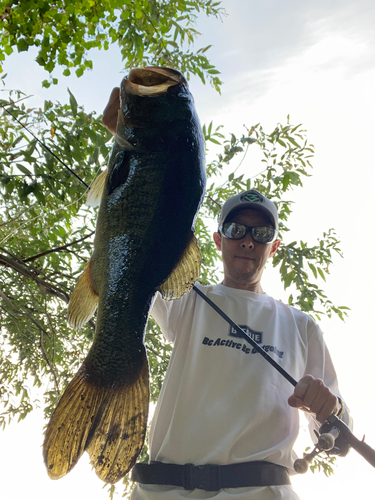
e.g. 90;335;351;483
229;269;261;284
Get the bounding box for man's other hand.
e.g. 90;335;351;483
288;374;340;423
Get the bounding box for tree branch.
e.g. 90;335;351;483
0;251;70;303
23;230;95;262
206;194;222;209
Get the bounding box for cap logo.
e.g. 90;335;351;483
241;192;263;203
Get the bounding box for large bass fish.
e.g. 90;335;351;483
43;67;206;484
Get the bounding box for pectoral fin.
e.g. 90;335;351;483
68;259;99;330
158;234;201;300
86;169;108;207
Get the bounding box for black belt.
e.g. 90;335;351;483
131;461;291;491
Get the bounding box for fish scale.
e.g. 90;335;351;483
43;67;206;484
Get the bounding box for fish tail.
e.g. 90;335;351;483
43;348;149;484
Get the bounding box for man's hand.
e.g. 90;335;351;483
102;87;120;135
288;375;340;423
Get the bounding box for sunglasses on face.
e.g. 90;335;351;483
219;222;278;244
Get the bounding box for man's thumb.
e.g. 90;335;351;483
288;395;304;408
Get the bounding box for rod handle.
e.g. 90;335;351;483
327;414;375;467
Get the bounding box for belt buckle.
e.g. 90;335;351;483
183;463;220;491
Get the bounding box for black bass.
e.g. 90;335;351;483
43;67;206;484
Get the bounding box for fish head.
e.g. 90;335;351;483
118;67;196;133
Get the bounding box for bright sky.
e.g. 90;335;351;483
1;1;375;499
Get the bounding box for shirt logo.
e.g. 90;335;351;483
229;324;262;344
202;323;283;359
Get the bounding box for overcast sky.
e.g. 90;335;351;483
1;1;375;499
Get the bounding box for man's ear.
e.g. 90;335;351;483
213;232;221;251
269;239;281;258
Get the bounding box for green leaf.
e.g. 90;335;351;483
17;39;29;52
284;271;294;289
287;136;300;148
208;137;221;145
67;88;78;117
4;45;13;56
308;263;318;279
317;267;326;281
65;5;76;15
16;164;33;176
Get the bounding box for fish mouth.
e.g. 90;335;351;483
123;67;186;96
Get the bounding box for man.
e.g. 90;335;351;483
102;92;351;499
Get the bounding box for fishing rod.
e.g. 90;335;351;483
192;284;375;473
0;99;90;189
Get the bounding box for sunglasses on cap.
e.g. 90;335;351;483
219;222;278;244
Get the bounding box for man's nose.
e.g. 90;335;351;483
241;234;255;248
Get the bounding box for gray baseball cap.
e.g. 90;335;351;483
218;189;279;230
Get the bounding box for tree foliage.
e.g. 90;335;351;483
0;0;223;90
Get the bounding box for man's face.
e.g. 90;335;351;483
213;209;280;290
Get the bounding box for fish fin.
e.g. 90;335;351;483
158;234;201;300
68;260;99;330
86;169;108;207
43;350;149;484
87;350;149;483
